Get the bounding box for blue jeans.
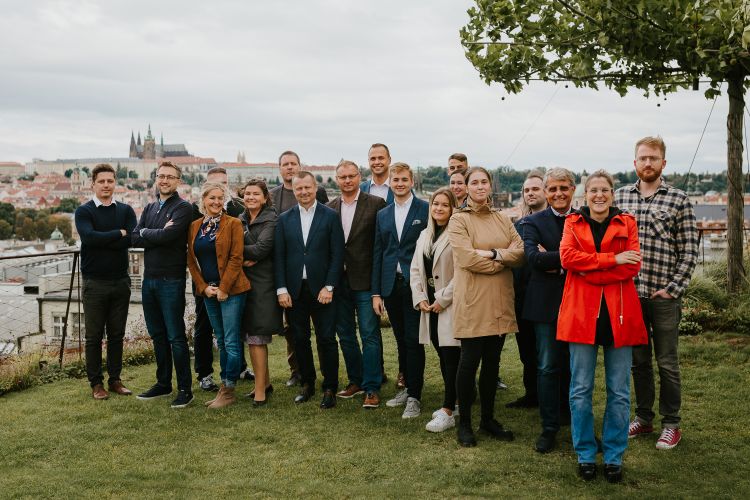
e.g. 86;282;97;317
569;343;632;465
142;278;192;392
535;322;570;433
204;293;246;388
335;273;382;393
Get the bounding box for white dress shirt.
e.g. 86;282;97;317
277;201;317;295
369;178;390;201
93;195;116;207
393;194;413;272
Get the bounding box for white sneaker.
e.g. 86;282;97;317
199;374;219;392
425;409;456;432
432;406;459;418
386;388;409;407
402;397;421;419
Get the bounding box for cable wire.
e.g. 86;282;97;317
504;86;561;164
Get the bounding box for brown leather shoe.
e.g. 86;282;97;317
396;372;406;389
205;385;225;406
362;392;380;409
109;381;133;396
208;386;237;409
337;383;364;399
92;384;109;400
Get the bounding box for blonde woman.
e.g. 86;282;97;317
448;167;525;447
410;187;460;433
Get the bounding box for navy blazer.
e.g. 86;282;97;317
274;202;345;301
521;207;571;323
371;197;429;298
360;179;394;205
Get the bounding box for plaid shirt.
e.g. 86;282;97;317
615;179;699;299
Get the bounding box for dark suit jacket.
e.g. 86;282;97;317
360;179;394;205
274;202;345;300
371;197;429;298
270;184;329;214
327;192;387;291
521;207;570;323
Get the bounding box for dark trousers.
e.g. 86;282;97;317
82;277;131;387
193;294;248;380
516;314;538;400
632;297;682;428
429;312;460;410
287;281;339;392
383;275;424;400
535;321;571;433
457;335;502;426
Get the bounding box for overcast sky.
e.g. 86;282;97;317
0;1;735;173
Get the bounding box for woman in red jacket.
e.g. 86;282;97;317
558;170;647;483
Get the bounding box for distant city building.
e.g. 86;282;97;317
129;125;189;160
0;162;25;178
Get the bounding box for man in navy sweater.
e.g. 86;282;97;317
132;161;194;408
74;163;137;400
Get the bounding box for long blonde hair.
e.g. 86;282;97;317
423;187;457;258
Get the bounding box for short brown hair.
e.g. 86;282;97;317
92;163;115;181
158;161;182;177
449;153;467;163
450;167;468;180
634;136;666;158
526;169;545;182
465;166;492;186
584;169;615;190
369;143;391;157
278;150;300;165
389;162;413;180
239;178;273;208
336;160;360;174
206;166;227;176
293;170;316;185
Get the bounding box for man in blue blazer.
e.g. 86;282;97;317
275;171;345;409
371;163;428;419
360;143;395;205
522;167;576;453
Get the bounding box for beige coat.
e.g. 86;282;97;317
447;200;525;339
410;228;460;347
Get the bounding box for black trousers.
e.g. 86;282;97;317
82;277;131;387
384;275;424;400
516;314;538;400
429;312;460;410
287;281;339;392
194;293;247;380
457;335;503;426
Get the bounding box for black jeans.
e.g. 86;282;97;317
194;294;248;380
384;275;424;400
429;312;460;410
516;314;538;400
82;277;131;387
287;281;339;392
457;335;503;426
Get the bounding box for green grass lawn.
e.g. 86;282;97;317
1;331;749;499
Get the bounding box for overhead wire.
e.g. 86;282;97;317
503;85;561;165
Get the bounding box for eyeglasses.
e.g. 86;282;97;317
156;174;180;181
636;156;663;163
336;175;359;181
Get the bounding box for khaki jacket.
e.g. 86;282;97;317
447;200;524;339
410;228;460;347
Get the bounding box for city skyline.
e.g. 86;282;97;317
0;1;735;174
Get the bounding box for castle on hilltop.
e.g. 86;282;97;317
129;125;190;159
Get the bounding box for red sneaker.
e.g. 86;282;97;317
656;427;682;450
628;419;654;439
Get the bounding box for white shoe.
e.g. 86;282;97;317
432;406;459;418
425;409;456;432
386;388;409;407
402;397;421;419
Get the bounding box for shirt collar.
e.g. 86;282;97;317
371;178;390;187
93;195;115;207
298;200;318;214
341;190;360;205
395;194;414;209
633;177;668;194
550;206;571;217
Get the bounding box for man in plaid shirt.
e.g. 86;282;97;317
615;136;699;451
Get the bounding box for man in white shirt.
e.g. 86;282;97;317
360;143;394;204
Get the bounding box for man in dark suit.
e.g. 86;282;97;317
269;150;329;388
522;167;576;453
371;163;428;419
360;143;395;205
275;171;345;408
190;167;251;393
327;160;387;408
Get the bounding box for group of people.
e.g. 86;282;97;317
74;136;698;483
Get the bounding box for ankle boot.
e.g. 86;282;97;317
205;385;226;407
208;386;237;409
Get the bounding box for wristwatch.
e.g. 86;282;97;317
490;248;497;260
325;286;333;292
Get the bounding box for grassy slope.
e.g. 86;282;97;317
1;332;749;499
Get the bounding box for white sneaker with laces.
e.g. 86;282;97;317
425;409;455;432
432;406;459;418
402;397;421;419
199;374;219;391
386;388;409;407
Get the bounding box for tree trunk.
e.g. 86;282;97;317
726;74;746;294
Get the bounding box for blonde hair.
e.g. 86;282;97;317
635;136;666;158
389;162;413;180
197;182;230;215
423;187;457;258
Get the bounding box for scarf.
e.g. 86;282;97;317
199;213;222;241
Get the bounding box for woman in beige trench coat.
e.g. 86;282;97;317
410;187;461;434
447;167;525;447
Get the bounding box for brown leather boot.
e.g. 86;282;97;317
92;384;109;400
205;385;225;406
208;385;236;409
